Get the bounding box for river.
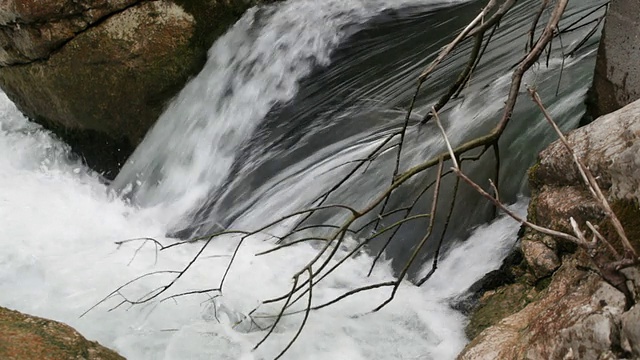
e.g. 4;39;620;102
0;0;604;358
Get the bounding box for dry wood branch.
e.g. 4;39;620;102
422;29;484;124
435;107;583;244
293;132;399;232
417;111;461;286
558;3;608;58
311;0;566;295
419;0;498;83
159;289;221;304
529;89;637;259
256;237;328;256
373;156;445;312
454;23;499;99
438;95;638;306
566;14;604;57
376;0;513;229
254;276;299;350
423;0;515;123
528;0;549;52
273;268;313;360
367;170;447;276
434;87;638;309
560;2;608;34
586;221;620;259
82;270;183;317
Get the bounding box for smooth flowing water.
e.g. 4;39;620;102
0;0;604;359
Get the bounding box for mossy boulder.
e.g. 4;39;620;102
465;282;538;340
0;306;124;360
461;99;640;359
0;0;274;178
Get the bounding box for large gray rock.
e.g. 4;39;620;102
460;99;640;359
0;0;138;65
534;98;640;203
590;0;640;118
0;0;272;178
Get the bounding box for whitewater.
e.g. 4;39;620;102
0;0;604;358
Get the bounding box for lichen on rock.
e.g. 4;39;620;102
461;257;629;360
0;306;124;360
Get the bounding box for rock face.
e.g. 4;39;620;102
0;0;271;178
462;259;627;360
534;99;640;203
459;99;640;359
0;306;124;360
589;0;640;118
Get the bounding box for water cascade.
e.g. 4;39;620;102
0;0;605;358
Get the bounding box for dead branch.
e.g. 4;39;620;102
373;156;444;312
423;0;516;123
95;1;591;357
529;89;637;259
437;91;638;306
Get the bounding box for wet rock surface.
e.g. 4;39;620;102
461;258;629;360
0;0;273;178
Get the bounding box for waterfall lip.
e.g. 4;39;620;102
108;0;606;244
109;0;473;224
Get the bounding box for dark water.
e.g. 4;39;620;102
114;0;605;273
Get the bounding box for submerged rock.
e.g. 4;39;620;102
0;0;272;178
460;99;640;359
0;306;124;359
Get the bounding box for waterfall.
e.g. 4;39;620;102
111;0;467;217
0;0;605;358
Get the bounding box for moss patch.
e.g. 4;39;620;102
465;282;537;340
598;199;640;254
464;242;553;340
527;161;542;191
0;307;125;360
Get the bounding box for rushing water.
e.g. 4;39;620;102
0;0;605;359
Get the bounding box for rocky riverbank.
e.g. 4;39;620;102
459;99;640;360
